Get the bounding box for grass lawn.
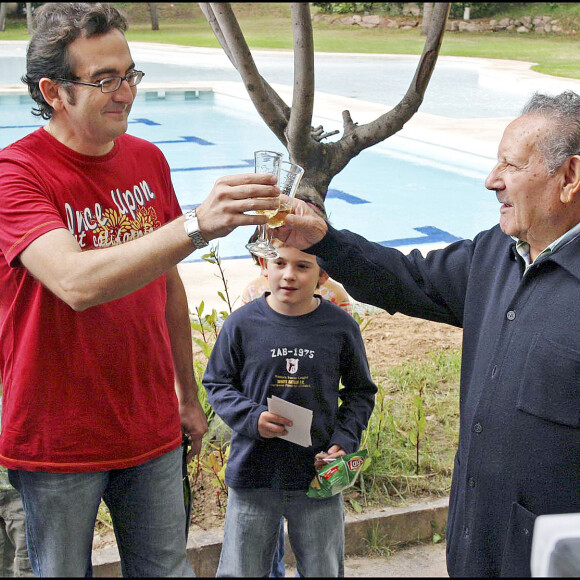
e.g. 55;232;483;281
3;3;580;79
121;21;580;79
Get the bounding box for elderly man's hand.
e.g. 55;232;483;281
276;196;328;250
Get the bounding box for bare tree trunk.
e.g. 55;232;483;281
148;3;159;31
421;3;434;36
0;4;7;32
26;2;32;34
199;2;450;210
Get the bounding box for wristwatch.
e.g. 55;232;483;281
183;209;208;250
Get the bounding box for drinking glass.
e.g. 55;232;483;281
245;150;283;259
264;161;305;229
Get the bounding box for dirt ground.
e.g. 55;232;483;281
357;310;462;369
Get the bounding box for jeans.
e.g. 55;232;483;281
269;518;300;578
217;487;344;577
269;518;286;578
0;487;33;576
9;447;194;577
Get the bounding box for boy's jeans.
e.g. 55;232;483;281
217;487;344;577
9;447;194;577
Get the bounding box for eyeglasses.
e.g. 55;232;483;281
54;70;145;93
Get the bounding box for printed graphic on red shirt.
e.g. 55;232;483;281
64;180;160;248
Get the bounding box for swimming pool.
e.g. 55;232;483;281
0;89;499;261
0;47;532;119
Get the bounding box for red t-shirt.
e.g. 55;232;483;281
0;128;183;472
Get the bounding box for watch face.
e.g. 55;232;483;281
186;217;199;235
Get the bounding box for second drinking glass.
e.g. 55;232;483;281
245;152;304;259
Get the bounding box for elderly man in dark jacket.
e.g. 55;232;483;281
279;90;580;577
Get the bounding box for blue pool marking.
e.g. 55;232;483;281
327;188;369;205
130;118;161;126
153;136;215;146
1;118;166;129
172;160;254;172
0;124;42;130
379;226;461;247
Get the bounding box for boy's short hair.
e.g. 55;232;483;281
269;238;328;282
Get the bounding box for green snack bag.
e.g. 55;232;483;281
307;450;368;499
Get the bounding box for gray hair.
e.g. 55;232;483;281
22;3;128;120
521;90;580;175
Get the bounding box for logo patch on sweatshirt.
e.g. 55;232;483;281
286;358;299;374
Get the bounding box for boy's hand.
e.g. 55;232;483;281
314;444;346;468
258;411;292;438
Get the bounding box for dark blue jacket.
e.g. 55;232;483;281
308;224;580;577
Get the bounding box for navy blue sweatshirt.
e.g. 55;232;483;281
202;295;377;491
307;224;580;578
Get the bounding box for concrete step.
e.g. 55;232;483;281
92;496;449;577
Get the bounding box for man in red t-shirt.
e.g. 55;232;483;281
0;3;280;577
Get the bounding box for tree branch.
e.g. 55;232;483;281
198;3;237;67
200;3;290;143
286;3;316;160
338;3;450;157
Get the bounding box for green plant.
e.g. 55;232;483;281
352;309;373;333
312;2;531;18
315;2;384;14
190;244;234;358
410;381;427;475
187;244;235;507
189;245;236;426
95;500;113;534
449;2;529;19
431;519;446;544
190;440;230;510
365;522;398;557
352;348;460;507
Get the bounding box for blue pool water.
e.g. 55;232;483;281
0;90;499;261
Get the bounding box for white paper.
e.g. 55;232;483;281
267;395;313;448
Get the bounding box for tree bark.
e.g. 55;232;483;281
148;3;159;31
199;2;450;210
26;2;32;33
0;4;7;32
421;3;434;36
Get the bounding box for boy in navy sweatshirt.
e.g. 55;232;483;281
203;240;377;577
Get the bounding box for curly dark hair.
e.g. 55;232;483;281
22;3;128;120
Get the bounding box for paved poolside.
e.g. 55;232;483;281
3;42;580;311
